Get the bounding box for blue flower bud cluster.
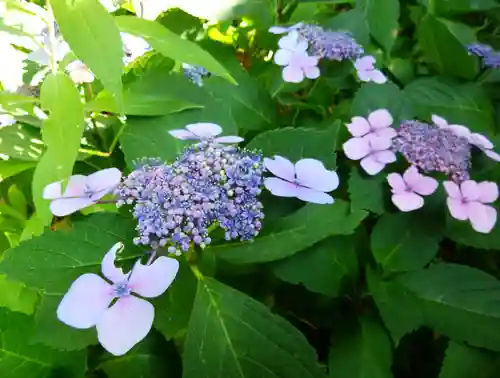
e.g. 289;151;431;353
299;24;364;61
182;63;211;87
115;141;264;255
466;43;500;68
392;121;471;183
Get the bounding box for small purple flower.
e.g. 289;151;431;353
466;43;500;68
182;63;210;87
354;56;387;84
343;136;396;175
346;109;396;141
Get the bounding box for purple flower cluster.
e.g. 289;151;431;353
115;141;264;254
466;43;500;68
182;63;211;87
299;24;364;61
392;120;472;183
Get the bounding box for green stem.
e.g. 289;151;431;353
46;1;58;75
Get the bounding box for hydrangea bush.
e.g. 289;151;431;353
1;0;500;377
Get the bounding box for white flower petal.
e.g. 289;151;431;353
264;156;295;181
274;49;293;66
282;65;305;83
264;177;299;198
101;242;126;284
86;168;122;200
168;129;198;140
214;136;244;144
129;256;179;298
294;186;334;204
186;123;222;138
50;197;95;216
295;159;339;192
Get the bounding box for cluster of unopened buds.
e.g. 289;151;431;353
343;110;500;233
269;23;387;84
44;122;339;356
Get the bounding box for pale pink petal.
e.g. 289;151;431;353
101;242;126;284
129;256;179;298
96;296;154;356
294;186;334;204
368;109;393;129
360;155;385;175
168;129;197;140
447;125;471;138
443;181;461;200
264;177;299;197
278;31;300;50
57;273;113;329
27;48;51;65
86;168;122;200
372;150;397;164
186;123;222;138
469;133;494;150
295;39;309;54
264;156;295;181
392;192;424;212
214;136;244;144
303;66;320;79
347;117;371;137
300;55;320;68
269;26;291;34
477;182;499;203
62;175;88;197
369;136;392;151
387;173;407;194
295;159;339;192
447;198;468;220
43;181;63;200
354;56;375;71
356;69;373;82
282;65;305;83
50;197;95;216
370;70;387;84
485;149;500;162
343;137;370;160
69;68;94;84
467;202;497;234
373;127;397;140
403;166;437;195
461;181;480;202
432;114;448;128
274;49;293;66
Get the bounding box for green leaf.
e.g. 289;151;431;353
0;124;44;161
417;15;477;79
370;212;444;274
348;166;386;215
183;277;327;378
446;209;500;250
246;125;340;168
399;263;500;351
32;72;84;225
51;0;124;106
152;259;197;340
439;341;499;378
325;8;370;46
0;275;38;315
0;308;86;378
0;213;143;350
272;235;359;297
351;82;404;121
114;16;236;84
357;0;400;53
433;0;499;15
366;268;422;345
0;160;37;181
328;316;393;378
404;77;495;134
214;201;367;265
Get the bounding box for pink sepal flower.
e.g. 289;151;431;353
169;123;243;144
263;155;339;204
346;109;396;141
387;166;438;212
57;242;179;356
354;56;387;84
444;180;498;233
343;136;396;175
43;168;122;217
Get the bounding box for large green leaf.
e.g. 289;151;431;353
213;201;367;264
328;317;393;378
0;124;43;161
370;212;444;274
439;341;499;378
348;167;386;215
0;213;144;350
399;263;500;351
417;15;477;79
0;160;37;180
404;77;495;134
51;0;124;106
351;82;404;122
32;72;85;225
114;16;235;84
0;275;38;315
183;277;327;378
246;125;340;168
325;8;370;46
272;235;359;297
432;0;499;15
357;0;400;53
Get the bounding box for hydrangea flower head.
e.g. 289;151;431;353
387;166;438;212
43;168;122;216
274;31;320;83
392;120;471;182
432;115;500;162
346;109;396;141
169;123;243;144
116;139;264;251
343;135;396;175
354;56;387;84
57;242;179;356
444;180;498;233
263;156;339;204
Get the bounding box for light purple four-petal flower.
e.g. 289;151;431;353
354;56;387;84
169;123;243;144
